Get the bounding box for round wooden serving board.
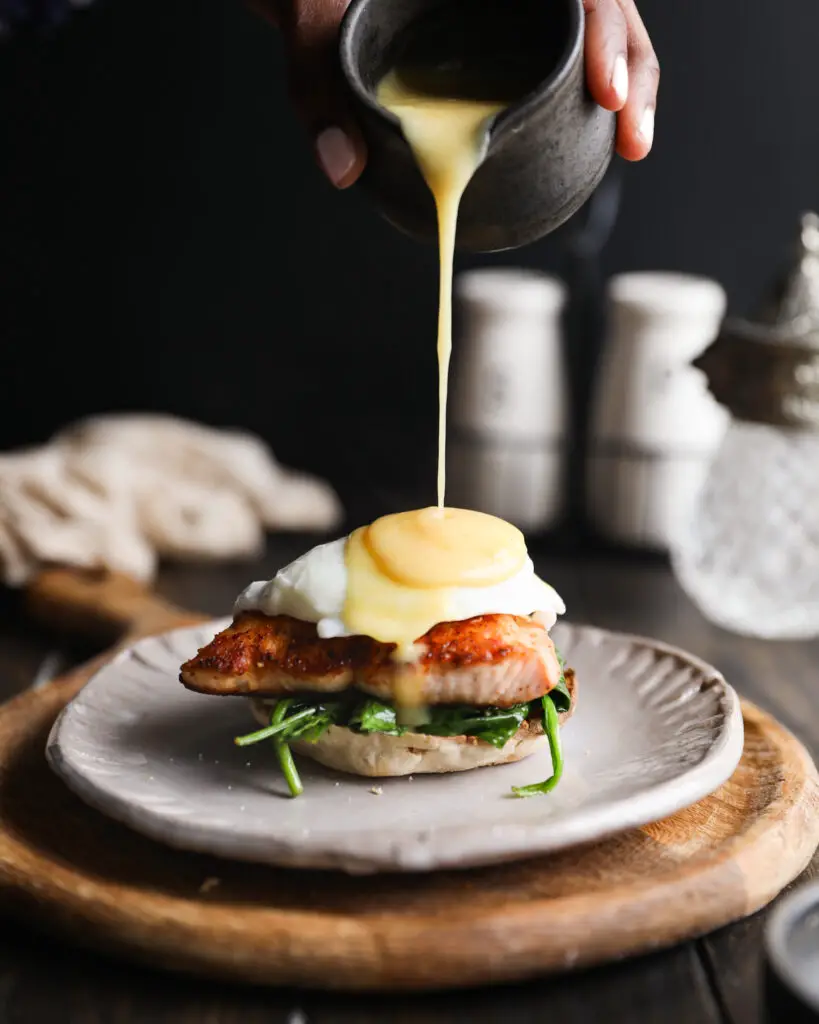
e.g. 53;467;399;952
1;569;817;991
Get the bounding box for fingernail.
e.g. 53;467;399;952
315;127;356;187
638;106;655;148
611;54;628;104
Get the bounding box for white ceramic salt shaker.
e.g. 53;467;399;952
447;268;568;531
587;272;728;550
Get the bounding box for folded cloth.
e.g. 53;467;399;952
0;414;343;586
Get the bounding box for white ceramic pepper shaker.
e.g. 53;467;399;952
446;268;568;531
587;272;728;550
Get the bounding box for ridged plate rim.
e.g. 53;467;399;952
46;619;744;874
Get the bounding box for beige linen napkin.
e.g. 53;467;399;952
0;414;343;586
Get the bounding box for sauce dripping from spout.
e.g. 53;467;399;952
376;69;506;507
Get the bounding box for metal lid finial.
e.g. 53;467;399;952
694;212;819;428
755;211;819;344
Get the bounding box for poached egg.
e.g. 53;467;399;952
235;507;565;650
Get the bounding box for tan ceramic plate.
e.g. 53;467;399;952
47;619;743;874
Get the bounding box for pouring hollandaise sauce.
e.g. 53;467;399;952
323;69;531;673
181;48;574;800
377;69;507;509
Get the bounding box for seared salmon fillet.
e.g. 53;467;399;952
180;612;564;708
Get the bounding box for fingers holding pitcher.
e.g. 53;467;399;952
583;0;659;161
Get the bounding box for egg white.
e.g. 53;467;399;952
234;537;565;639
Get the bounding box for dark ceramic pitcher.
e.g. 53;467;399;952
339;0;615;253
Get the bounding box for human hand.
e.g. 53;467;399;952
254;0;658;188
250;0;367;189
582;0;660;161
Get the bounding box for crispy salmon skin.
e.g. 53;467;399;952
180;612;564;708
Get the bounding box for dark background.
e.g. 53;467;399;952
2;0;818;521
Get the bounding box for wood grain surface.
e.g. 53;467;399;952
1;549;819;1020
3;567;819;992
26;568;205;642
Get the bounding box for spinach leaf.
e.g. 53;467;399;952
544;644;572;713
547;675;572;713
421;704;530;749
233;706;316;747
349;700;407;736
270;699;303;798
512;694;564;797
350;700;531;748
234;699;342;748
283;701;344;743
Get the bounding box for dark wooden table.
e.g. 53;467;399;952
0;539;816;1024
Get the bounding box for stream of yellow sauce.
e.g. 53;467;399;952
341;72;520;702
376;70;505;509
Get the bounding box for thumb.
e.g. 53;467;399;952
280;0;367;189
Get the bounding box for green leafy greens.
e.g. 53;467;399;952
348;700;407;736
269;698;304;798
511;692;564;798
234;697;541;751
234;646;571;799
420;704;530;749
548;673;572;714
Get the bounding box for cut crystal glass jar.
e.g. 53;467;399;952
671;213;819;639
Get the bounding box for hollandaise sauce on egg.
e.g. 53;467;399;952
235;506;565;667
346;508;531;649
